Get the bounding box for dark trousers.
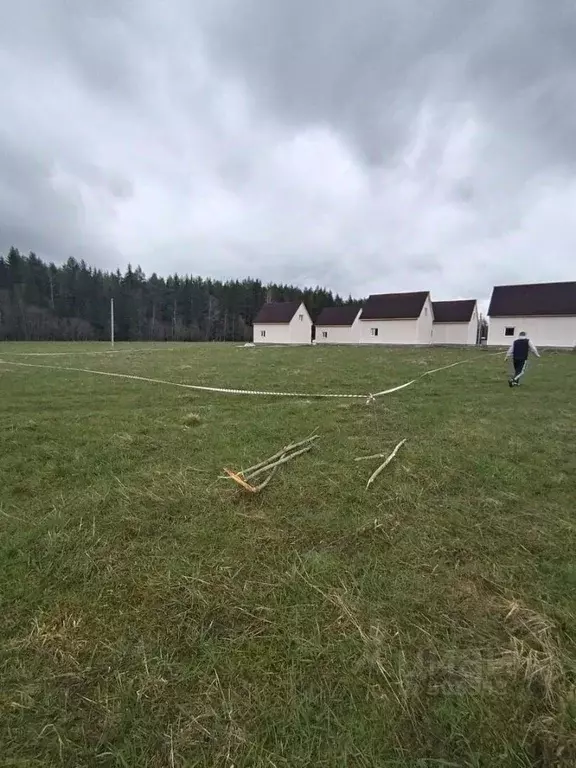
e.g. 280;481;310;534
512;358;527;380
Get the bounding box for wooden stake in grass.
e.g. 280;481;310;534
365;438;407;490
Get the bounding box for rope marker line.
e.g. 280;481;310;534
0;360;366;399
0;352;504;403
0;347;181;357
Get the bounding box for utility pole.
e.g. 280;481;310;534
110;298;115;349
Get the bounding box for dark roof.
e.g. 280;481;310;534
432;299;476;323
360;291;429;320
488;282;576;317
315;305;362;326
254;301;302;324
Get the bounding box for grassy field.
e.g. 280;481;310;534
1;341;575;767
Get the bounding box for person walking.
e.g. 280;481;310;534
506;331;540;387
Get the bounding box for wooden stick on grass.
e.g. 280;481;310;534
222;468;258;493
355;452;388;462
223;461;285;494
250;460;284;492
225;447;311;493
217;436;317;481
221;433;319;493
365;439;407;490
240;434;318;479
245;444;315;481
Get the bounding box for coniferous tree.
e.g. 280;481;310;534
0;246;352;342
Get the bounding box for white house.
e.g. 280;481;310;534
315;305;362;344
358;291;434;345
432;299;479;345
253;300;313;344
487;281;576;348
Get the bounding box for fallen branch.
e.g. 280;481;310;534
242;434;318;479
221;434;318;493
355;452;388;462
250;461;283;492
246;444;314;481
366;439;407;490
222;468;258;493
223;461;286;494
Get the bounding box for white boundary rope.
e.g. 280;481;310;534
0;347;180;357
368;359;475;401
0;359;366;399
0;354;501;403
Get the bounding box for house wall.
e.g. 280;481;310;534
315;311;362;344
288;304;313;343
416;295;434;344
432;323;468;345
432;304;479;345
358;318;419;344
315;326;356;344
488;316;576;348
253;302;313;344
433;317;479;345
253;323;292;344
468;306;479;345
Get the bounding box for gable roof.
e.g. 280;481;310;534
488;282;576;318
432;299;476;323
360;291;429;320
315;305;362;326
254;301;302;324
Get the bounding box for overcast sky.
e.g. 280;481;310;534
1;1;575;303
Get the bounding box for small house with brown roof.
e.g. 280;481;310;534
487;281;576;348
253;300;313;344
432;299;479;346
358;291;434;345
315;305;363;344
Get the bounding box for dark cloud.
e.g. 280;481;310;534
200;0;576;170
0;135;116;265
1;0;575;302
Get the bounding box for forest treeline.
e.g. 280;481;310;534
0;247;354;341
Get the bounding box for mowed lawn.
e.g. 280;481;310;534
1;342;575;767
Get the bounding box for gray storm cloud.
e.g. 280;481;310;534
1;0;575;303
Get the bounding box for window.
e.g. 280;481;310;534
299;314;303;321
505;327;515;337
260;330;266;338
322;331;328;339
370;327;379;337
424;307;428;316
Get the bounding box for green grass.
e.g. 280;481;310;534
1;342;575;767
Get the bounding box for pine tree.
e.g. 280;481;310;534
0;246;353;342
